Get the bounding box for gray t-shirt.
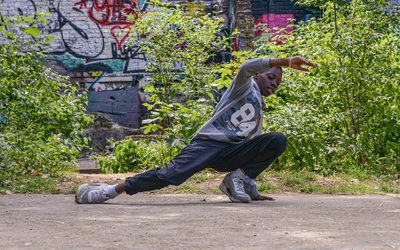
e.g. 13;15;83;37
194;57;271;143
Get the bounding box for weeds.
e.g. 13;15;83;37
2;169;399;196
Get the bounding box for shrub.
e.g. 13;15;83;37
259;0;400;175
0;13;92;181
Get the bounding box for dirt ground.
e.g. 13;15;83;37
1;191;400;249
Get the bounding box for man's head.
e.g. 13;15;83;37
253;67;282;97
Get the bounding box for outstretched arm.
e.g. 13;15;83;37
270;56;316;72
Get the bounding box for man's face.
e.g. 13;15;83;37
254;67;282;97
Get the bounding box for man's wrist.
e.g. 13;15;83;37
269;58;291;68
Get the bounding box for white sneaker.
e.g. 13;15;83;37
219;173;251;203
75;183;110;204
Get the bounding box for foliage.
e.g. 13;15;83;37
96;137;180;173
96;99;214;173
0;170;66;194
96;0;232;173
0;12;92;184
127;0;228;128
96;0;400;177
211;50;256;90
258;0;400;175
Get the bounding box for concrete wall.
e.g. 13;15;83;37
86;86;141;128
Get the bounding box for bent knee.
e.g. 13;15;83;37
269;132;287;152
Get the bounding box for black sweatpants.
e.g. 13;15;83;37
124;132;287;195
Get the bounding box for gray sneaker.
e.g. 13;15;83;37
219;173;251;203
75;183;110;204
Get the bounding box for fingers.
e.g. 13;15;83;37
303;59;316;67
294;65;310;72
292;64;310;72
251;195;276;201
296;57;316;67
297;66;310;72
291;56;316;71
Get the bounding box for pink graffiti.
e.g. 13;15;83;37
254;14;294;44
74;0;141;49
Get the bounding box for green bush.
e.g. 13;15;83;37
259;0;400;175
127;0;228;129
96;0;400;177
95;0;229;173
0;13;92;182
96;99;214;173
96;137;180;173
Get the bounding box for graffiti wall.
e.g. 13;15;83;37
0;0;321;127
1;0;228;127
1;0;151;87
0;0;226;87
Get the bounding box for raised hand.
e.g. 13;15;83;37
289;56;316;72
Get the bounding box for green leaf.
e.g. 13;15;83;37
22;27;40;37
21;16;36;23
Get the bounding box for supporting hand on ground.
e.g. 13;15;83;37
251;194;275;201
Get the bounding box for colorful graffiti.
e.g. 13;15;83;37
0;0;150;92
0;0;230;91
73;0;140;49
254;14;295;44
1;0;328;127
74;0;138;25
47;0;105;59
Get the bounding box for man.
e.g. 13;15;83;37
75;56;316;204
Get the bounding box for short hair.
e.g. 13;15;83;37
274;66;283;73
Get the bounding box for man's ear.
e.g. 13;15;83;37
253;72;259;80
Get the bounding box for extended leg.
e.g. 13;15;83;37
124;139;229;195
